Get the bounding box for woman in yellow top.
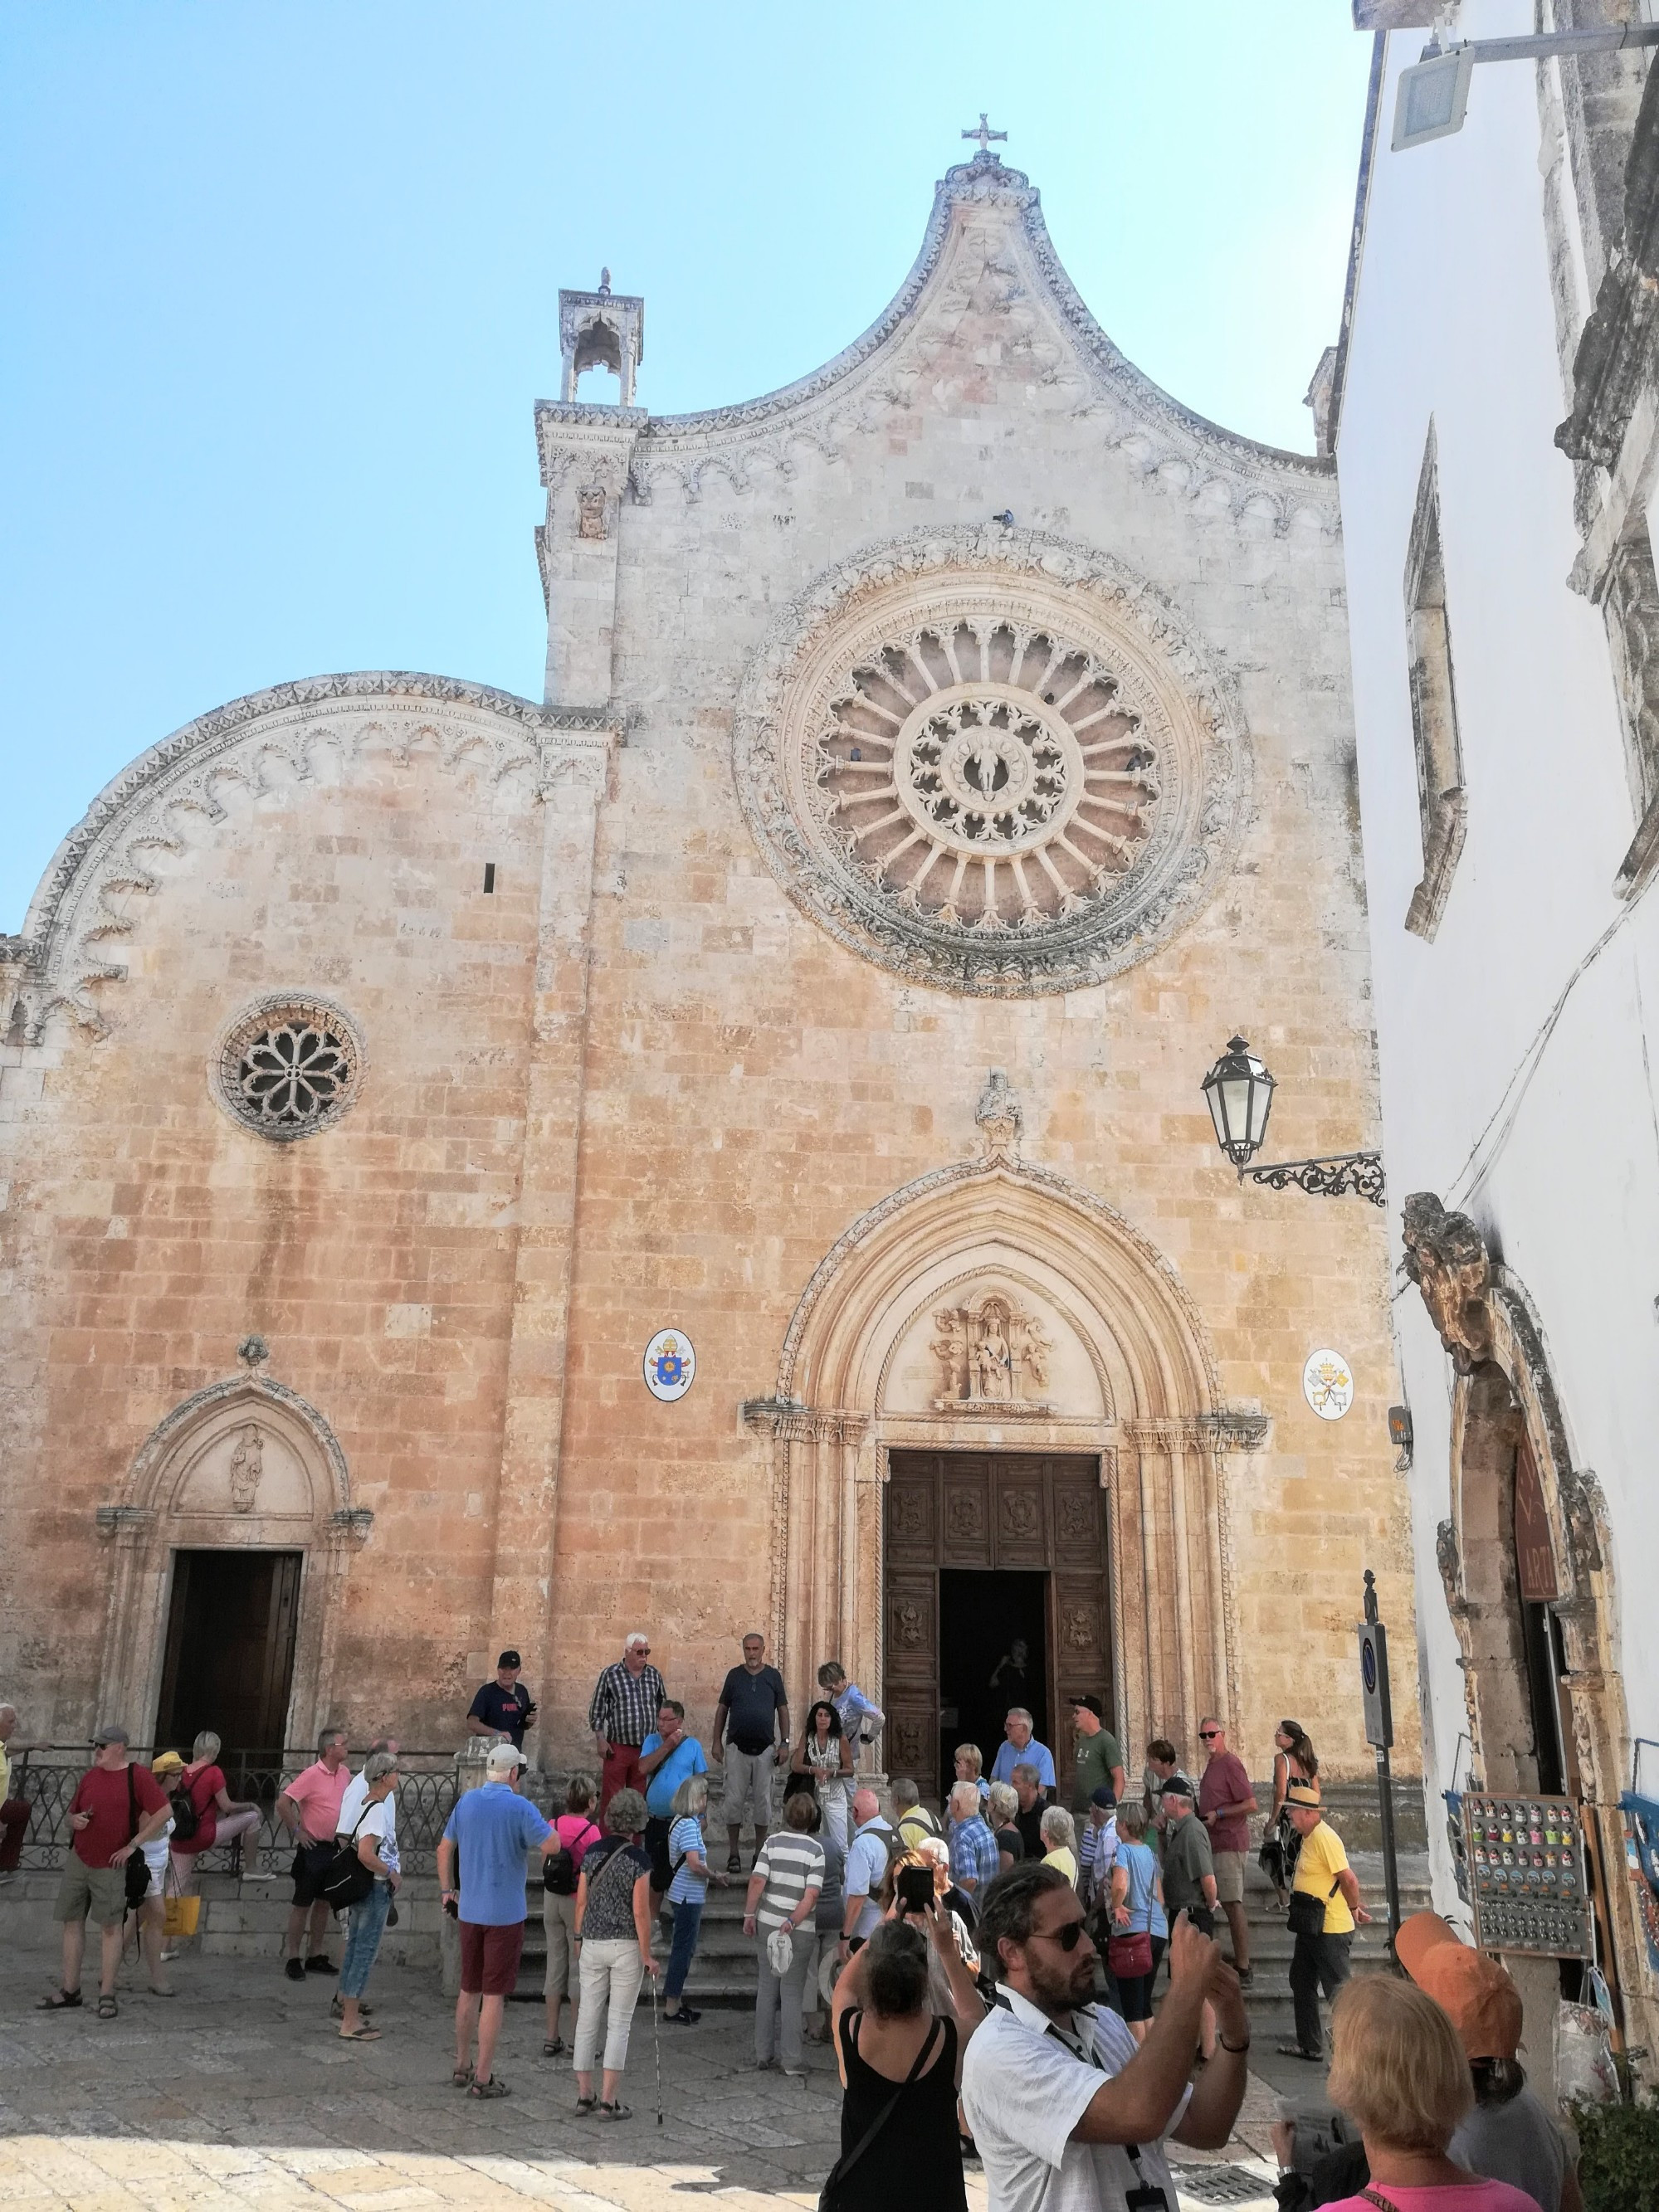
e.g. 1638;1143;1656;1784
1038;1804;1080;1886
1281;1776;1370;2063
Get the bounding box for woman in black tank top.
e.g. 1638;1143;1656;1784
825;1912;983;2212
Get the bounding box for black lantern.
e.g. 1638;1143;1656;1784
1202;1035;1276;1168
1201;1035;1385;1206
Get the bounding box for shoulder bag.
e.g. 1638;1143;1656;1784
1286;1873;1339;1938
320;1806;378;1912
123;1766;153;1912
818;2013;940;2212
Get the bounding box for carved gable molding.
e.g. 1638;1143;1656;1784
12;675;620;1038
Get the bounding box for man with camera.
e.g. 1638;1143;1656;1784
465;1651;537;1752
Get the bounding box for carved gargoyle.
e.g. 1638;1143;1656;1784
1402;1192;1494;1372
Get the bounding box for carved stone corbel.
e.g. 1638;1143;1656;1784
1436;1517;1471;1621
1402;1192;1495;1372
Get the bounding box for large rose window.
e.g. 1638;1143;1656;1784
213;996;363;1142
733;531;1247;995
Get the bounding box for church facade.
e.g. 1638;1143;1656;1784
0;146;1408;1790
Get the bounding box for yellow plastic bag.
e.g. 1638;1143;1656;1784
163;1893;201;1939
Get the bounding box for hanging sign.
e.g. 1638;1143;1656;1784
1303;1347;1354;1420
1359;1615;1394;1749
642;1329;695;1402
1514;1435;1559;1602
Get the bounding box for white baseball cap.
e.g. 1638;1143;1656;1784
486;1743;528;1774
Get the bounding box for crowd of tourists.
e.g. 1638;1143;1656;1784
5;1664;1584;2209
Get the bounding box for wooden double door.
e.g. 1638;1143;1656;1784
884;1451;1113;1801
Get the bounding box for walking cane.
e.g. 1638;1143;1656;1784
651;1969;663;2126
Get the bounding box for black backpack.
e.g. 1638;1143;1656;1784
544;1818;600;1898
168;1777;200;1841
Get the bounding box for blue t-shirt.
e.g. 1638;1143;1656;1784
666;1815;709;1905
640;1731;709;1819
989;1737;1057;1790
442;1781;552;1927
1117;1838;1168;1939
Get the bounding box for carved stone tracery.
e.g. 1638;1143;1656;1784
732;529;1250;996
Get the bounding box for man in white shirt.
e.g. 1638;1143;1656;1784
837;1787;895;1959
963;1862;1250;2210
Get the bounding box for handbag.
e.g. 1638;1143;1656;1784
1286;1876;1339;1938
1108;1928;1154;1978
818;2013;939;2212
123;1766;152;1912
320;1808;377;1912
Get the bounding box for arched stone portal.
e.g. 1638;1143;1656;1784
743;1116;1271;1780
94;1360;371;1750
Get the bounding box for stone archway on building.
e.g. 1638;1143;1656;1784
1406;1195;1644;2058
94;1350;372;1751
742;1089;1271;1775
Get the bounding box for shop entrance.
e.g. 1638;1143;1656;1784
154;1548;303;1761
884;1451;1111;1805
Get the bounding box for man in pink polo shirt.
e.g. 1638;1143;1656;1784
276;1726;351;1981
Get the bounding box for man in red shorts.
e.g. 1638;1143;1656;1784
437;1742;559;2098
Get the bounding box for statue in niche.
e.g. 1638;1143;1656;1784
933;1289;1054;1415
229;1423;264;1514
577;485;608;540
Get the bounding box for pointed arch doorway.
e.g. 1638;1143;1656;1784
744;1141;1267;1793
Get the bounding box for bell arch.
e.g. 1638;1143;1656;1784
95;1367;371;1749
744;1149;1267;1761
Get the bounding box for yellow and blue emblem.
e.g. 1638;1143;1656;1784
643;1328;695;1402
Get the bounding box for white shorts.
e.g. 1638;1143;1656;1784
722;1745;775;1830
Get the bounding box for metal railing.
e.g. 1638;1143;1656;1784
3;1746;471;1878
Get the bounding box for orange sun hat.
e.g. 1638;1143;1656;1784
1396;1910;1524;2060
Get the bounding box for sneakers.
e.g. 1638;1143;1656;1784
664;2005;700;2026
305;1956;337;1976
284;1958;305;1982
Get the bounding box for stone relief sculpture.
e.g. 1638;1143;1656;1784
1401;1191;1495;1372
933;1289;1054;1414
228;1423;264;1514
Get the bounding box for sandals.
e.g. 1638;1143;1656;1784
467;2075;510;2099
338;2025;381;2041
37;1989;83;2010
97;1995;118;2020
1276;2044;1323;2062
542;2037;566;2057
598;2100;632;2121
725;1853;742;1873
573;2096;598;2117
451;2064;474;2088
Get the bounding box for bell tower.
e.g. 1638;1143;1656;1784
558;270;644;407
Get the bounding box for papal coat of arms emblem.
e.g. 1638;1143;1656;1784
1302;1347;1354;1421
643;1328;695;1402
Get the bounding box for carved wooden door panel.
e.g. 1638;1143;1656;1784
884;1565;938;1786
1051;1469;1115;1723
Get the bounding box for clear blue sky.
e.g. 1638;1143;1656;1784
0;3;1373;933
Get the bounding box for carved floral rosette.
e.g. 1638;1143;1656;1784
731;527;1250;996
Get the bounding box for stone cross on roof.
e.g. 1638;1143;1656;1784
962;113;1008;158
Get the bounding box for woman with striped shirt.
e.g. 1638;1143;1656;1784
743;1792;825;2076
662;1773;711;2026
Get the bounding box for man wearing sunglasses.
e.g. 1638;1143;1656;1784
963;1864;1249;2210
588;1633;668;1816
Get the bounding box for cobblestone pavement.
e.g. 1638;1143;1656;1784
0;1917;1283;2209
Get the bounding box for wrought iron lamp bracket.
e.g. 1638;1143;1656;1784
1237;1150;1386;1206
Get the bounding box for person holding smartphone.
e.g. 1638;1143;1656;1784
466;1651;536;1752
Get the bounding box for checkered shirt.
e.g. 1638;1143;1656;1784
949;1812;1003;1893
588;1659;669;1747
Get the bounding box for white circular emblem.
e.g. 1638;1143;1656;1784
643;1329;695;1402
1302;1348;1354;1421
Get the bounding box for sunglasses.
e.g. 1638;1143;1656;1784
1032;1919;1088;1951
1198;1729;1221;1740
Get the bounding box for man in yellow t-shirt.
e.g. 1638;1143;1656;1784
1281;1777;1370;2061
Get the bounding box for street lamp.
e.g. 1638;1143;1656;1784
1201;1036;1386;1206
1394;24;1659;153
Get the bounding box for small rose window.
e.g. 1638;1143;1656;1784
216;998;362;1141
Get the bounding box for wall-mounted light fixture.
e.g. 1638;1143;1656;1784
1201;1036;1385;1206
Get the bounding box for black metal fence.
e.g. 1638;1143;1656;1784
4;1747;466;1878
